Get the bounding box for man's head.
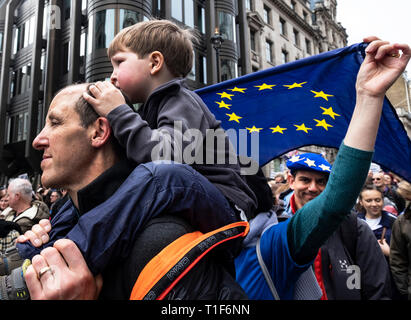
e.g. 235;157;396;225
7;178;33;212
32;84;119;196
286;153;331;210
107;19;194;103
372;172;385;188
50;190;62;204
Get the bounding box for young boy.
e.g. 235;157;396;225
83;19;257;220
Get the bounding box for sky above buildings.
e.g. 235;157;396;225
337;0;411;76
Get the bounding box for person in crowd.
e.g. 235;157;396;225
49;189;68;220
48;190;61;210
389;180;411;300
2;179;49;234
357;185;397;256
1;83;248;300
0;187;8;214
234;36;409;300
373;171;405;214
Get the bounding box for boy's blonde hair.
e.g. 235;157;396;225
108;19;194;78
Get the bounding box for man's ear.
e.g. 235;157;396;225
90;117;112;148
149;51;165;75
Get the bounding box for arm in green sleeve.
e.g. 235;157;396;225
287;142;373;264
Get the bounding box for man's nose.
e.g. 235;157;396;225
308;181;320;192
32;129;48;150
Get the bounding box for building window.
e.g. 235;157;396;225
0;32;3;54
17;64;31;95
87;14;94;55
280;18;287;36
62;42;70;74
293;29;299;47
221;59;238;81
171;0;195;28
218;11;236;42
281;49;289;64
245;0;252;11
199;55;207;84
197;5;205;34
10;70;17;98
12;15;35;54
303;11;308;22
63;0;71;21
291;0;296;10
305;38;312;54
95;9;115;50
250;30;256;52
263;6;271;25
265;40;273;63
119;9;140;30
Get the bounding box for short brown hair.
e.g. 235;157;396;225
108;19;194;78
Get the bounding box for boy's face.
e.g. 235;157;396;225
110;49;152;103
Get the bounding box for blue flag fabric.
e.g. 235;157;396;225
195;43;411;182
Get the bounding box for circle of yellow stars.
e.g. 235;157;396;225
214;82;341;134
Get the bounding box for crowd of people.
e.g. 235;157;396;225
0;19;410;301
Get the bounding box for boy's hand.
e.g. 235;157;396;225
17;219;51;247
83;81;126;117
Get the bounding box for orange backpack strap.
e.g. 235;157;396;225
129;221;249;300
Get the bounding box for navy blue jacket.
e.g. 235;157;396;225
16;159;238;275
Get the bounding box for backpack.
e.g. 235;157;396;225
338;211;358;262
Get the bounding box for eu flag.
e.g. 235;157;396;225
195;43;411;182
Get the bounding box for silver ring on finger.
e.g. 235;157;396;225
38;266;54;279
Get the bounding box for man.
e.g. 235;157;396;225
4;83;247;300
234;37;409;300
3;179;49;234
373;171;405;214
286;155;391;299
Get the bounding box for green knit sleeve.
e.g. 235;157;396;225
287;142;374;264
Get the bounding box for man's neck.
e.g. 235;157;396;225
15;203;32;216
68;158;135;215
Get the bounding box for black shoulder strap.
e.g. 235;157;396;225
339;211;358;261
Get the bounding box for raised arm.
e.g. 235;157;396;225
288;38;411;264
344;37;411;151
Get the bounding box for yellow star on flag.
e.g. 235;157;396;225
226;112;242;123
270;125;287;134
320;106;341;120
217;92;234;100
215;100;231;109
255;83;276;91
228;87;247;93
314;119;333;131
246;126;263;133
294;123;312;133
283;82;307;89
311;90;334;101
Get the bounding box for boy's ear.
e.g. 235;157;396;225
149;51;165;75
90;117;112;148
